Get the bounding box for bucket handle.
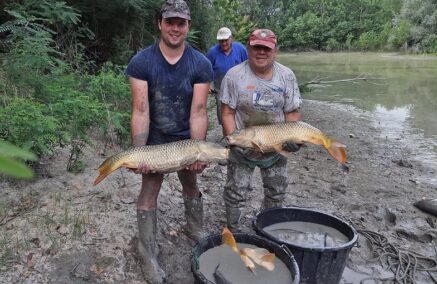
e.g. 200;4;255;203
191;249;200;270
281;244;294;260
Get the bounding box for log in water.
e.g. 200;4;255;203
263;221;349;248
198;243;293;284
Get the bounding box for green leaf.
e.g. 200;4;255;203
0;140;37;161
0;156;34;179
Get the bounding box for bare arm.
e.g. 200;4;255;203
285;109;301;122
187;82;209;172
221;103;237;136
130;77;149;146
189;82;209;140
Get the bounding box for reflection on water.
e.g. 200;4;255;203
278;52;437;169
372;105;411;139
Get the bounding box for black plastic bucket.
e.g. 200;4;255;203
191;232;300;284
253;207;358;284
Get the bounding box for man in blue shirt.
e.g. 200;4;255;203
207;27;248;125
125;0;213;282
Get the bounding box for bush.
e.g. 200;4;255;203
0;97;61;157
326;38;341;51
86;63;132;146
357;31;379;50
388;20;411;49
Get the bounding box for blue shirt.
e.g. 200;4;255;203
206;42;248;90
126;43;213;138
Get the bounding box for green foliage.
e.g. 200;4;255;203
326;38;340;52
0;140;36;179
393;0;437;52
0;97;60;157
345;34;354;50
357;31;379;50
0;10;67;76
66;0;161;62
419;35;437;53
280;0;393;51
388;20;411;49
86;63;132;146
281;12;327;49
211;0;256;44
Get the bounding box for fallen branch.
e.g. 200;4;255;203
302;73;386;87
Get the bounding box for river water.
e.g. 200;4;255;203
278;52;437;182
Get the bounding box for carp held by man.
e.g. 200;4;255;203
93;140;229;186
226;121;348;171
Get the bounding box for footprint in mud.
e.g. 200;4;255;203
395;228;434;243
383;209;397;226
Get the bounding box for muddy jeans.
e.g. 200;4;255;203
223;157;288;230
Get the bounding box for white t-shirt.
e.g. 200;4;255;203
219;61;301;129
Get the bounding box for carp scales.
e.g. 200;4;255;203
226;121;348;170
93;139;229;186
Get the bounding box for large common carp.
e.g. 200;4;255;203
226;121;348;170
93;139;229;186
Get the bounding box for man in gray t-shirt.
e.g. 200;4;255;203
219;29;302;231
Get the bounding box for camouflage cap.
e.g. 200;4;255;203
160;0;191;20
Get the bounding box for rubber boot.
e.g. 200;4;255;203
183;193;205;241
137;210;166;284
225;205;242;232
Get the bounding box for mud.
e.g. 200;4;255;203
1;99;436;283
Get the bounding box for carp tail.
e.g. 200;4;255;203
93;157;122;186
326;140;347;164
304;133;347;165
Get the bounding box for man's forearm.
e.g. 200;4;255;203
221;103;237;136
131;116;149;146
285;109;301;122
190;113;207;140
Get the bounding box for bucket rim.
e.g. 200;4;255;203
253;206;358;252
191;232;300;284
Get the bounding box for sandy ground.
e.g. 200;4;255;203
1;99;436;284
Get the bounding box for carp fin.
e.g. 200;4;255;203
241;248;276;271
325;141;347;165
251;141;264;153
239;248;256;273
120;162;138;170
222;227;238;253
93;160;120;186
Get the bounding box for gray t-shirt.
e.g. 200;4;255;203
220;61;301;129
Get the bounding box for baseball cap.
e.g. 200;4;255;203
160;0;191;20
217;27;232;40
248;29;277;49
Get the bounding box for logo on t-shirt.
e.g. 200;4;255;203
252;91;274;107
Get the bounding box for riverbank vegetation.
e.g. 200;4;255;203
1;0;436;175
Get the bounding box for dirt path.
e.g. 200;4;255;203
1;99;436;283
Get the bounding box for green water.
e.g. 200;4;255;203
278;52;437;169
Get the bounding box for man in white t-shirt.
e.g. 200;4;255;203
219;29;302;231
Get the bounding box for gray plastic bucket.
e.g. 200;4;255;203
253;207;358;284
191;232;300;284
